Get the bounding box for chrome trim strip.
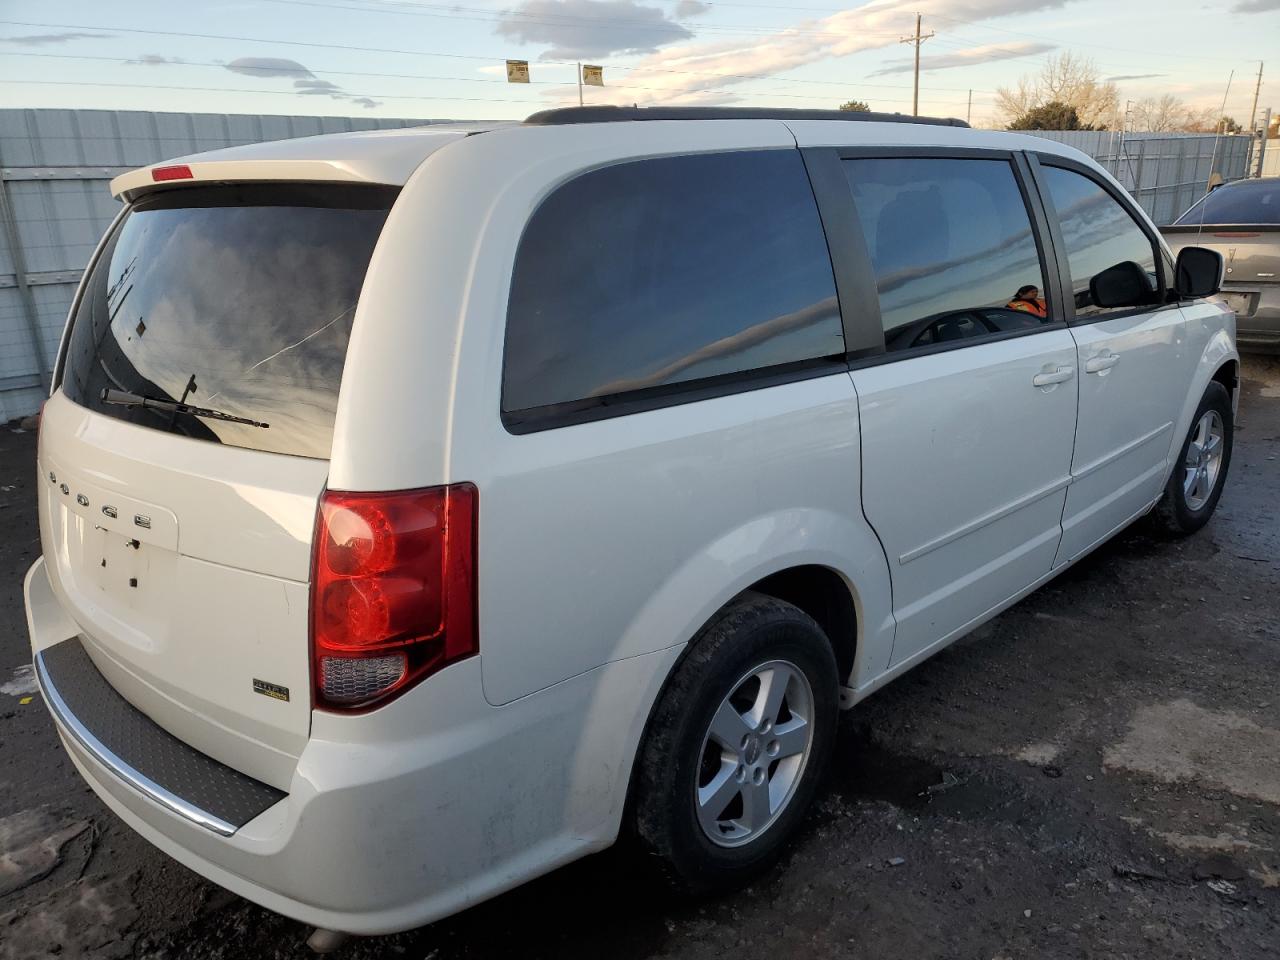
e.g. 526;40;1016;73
899;474;1072;565
34;650;238;837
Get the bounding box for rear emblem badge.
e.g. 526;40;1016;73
59;483;69;495
134;514;151;529
102;505;118;518
253;679;290;702
76;494;89;507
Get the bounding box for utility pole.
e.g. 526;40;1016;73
577;61;583;107
1248;61;1264;135
899;13;934;117
966;89;972;125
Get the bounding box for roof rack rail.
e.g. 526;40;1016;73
524;106;969;128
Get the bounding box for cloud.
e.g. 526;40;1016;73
223;56;379;109
1231;0;1278;10
870;39;1054;76
674;0;711;16
1107;73;1165;81
564;0;1073;108
0;31;110;45
496;0;694;58
294;78;343;93
225;56;314;79
126;54;184;66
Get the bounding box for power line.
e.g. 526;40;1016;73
927;11;1249;65
3;76;986;109
0;21;996;96
257;0;909;42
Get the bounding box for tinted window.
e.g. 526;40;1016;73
60;184;395;459
1041;165;1158;319
843;157;1049;353
502;150;843;414
1175;179;1280;225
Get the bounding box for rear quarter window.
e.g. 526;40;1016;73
59;183;397;459
501;149;844;422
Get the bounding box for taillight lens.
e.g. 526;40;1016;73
310;484;477;711
152;164;193;181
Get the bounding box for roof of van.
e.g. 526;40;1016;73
109;109;1090;202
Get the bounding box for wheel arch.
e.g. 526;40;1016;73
613;561;863;847
1164;324;1238;477
1211;357;1239;411
746;565;857;684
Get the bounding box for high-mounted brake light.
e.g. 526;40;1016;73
152;164;194;182
310;484;477;711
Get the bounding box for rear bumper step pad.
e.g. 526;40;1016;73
36;637;286;835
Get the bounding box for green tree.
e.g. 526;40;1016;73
838;100;870;112
1008;100;1092;131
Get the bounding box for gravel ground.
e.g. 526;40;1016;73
1;358;1277;960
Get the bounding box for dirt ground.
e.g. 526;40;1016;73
1;359;1277;960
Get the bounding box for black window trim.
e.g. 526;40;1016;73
502;356;850;434
806;145;1070;372
500;147;851;435
1026;152;1178;327
500;146;1082;435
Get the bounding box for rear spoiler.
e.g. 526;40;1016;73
110;159;384;202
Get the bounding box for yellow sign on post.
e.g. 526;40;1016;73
506;60;530;83
582;64;604;87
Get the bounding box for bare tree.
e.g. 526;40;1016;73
1131;94;1192;132
996;52;1120;129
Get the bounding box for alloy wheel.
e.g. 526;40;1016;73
1183;409;1225;511
695;659;815;848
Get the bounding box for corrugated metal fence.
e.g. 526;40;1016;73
1028;130;1253;224
0;109;1264;421
0;108;440;423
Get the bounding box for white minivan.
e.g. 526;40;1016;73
25;106;1236;938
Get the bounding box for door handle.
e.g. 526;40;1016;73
1032;364;1075;387
1085;351;1120;374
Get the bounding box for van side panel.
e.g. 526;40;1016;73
330;123;896;705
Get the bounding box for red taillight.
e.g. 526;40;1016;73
310;484;477;711
151;164;193;182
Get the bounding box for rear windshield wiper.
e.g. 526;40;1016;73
100;388;270;429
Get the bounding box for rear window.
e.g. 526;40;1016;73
1175;179;1280;225
59;183;396;459
501;150;844;420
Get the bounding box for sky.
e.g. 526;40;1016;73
1;0;1276;127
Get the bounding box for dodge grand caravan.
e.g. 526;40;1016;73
24;106;1236;937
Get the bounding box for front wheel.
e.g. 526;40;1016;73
629;592;838;893
1149;381;1233;537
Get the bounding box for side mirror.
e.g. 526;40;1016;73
1090;260;1153;309
1174;246;1224;299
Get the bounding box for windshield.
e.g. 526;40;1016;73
1175;179;1280;225
58;183;396;458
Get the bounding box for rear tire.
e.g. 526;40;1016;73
1149;381;1232;537
630;592;838;894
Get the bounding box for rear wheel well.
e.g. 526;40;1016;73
1212;359;1238;404
747;566;856;683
